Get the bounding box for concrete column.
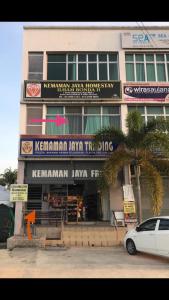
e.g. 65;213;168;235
14;161;25;235
43;51;47;80
42;104;47;134
124;165;131;185
120;104;128;135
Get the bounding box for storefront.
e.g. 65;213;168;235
25;160;106;222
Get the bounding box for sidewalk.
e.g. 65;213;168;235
0;246;169;278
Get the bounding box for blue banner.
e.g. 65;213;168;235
20;138;117;157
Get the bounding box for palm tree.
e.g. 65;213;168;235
1;168;17;189
94;111;169;224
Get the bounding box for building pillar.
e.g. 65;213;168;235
14;161;25;235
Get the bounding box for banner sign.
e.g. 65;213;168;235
124;84;169;102
123;185;135;202
121;32;169;48
124;202;136;214
123;201;137;224
10;184;28;202
25;161;104;183
123;185;137;223
24;81;122;100
20;138;117;157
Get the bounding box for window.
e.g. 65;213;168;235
127;105;168;124
27;106;42;134
46;106;64;135
28;52;43;80
139;219;157;231
65;107;82;134
46;106;120;135
47;53;119;81
125;53;169;82
159;219;169;230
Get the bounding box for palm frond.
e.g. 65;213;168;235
151;159;169;175
94;126;126;148
126;111;144;133
103;149;133;185
144;117;169;133
141;131;169;157
140;160;163;216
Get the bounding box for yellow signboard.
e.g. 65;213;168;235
124;201;136;214
10;184;28;202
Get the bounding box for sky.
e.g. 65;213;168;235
1;21;169;174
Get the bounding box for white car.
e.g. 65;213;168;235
124;216;169;257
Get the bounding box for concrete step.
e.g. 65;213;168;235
45;239;64;247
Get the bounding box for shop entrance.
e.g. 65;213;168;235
44;181;101;222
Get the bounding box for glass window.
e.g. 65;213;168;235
103;106;119;114
88;64;97;80
88;54;97;62
84;107;100;114
135;54;144;61
98;54;107;62
84;116;101;134
159;219;169;230
128;106;145;114
27;107;42;125
28;53;43;80
146;64;156;81
99;64;107;80
78;54;86;62
125;53;169;83
65;107;82;114
47;52;119;81
48;54;66;62
65;116;82;134
78;64;87;80
157;64;166;81
125;54;134;62
126;63;135;81
147;116;155;122
47;107;64;115
28;73;43;80
167;64;169;81
147;106;163;114
47;63;66;80
68;63;76;80
165;107;169;114
109;53;117;62
136;63;145;81
68;54;76;62
46;117;64;135
146;54;154;61
29;54;43;73
138;219;157;231
27;106;42;134
27;126;42;134
156;54;164;61
102;116;120;129
109;64;118;80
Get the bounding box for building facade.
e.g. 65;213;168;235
15;26;169;234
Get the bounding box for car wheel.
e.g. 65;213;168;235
126;239;137;255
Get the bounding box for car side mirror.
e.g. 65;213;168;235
136;226;140;232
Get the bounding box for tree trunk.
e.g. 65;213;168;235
135;165;142;224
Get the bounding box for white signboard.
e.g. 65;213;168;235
123;184;135;202
121;32;169;48
10;184;28;202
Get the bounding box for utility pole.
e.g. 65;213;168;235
135;165;142;224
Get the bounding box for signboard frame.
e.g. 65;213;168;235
24;80;122;100
10;184;28;202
